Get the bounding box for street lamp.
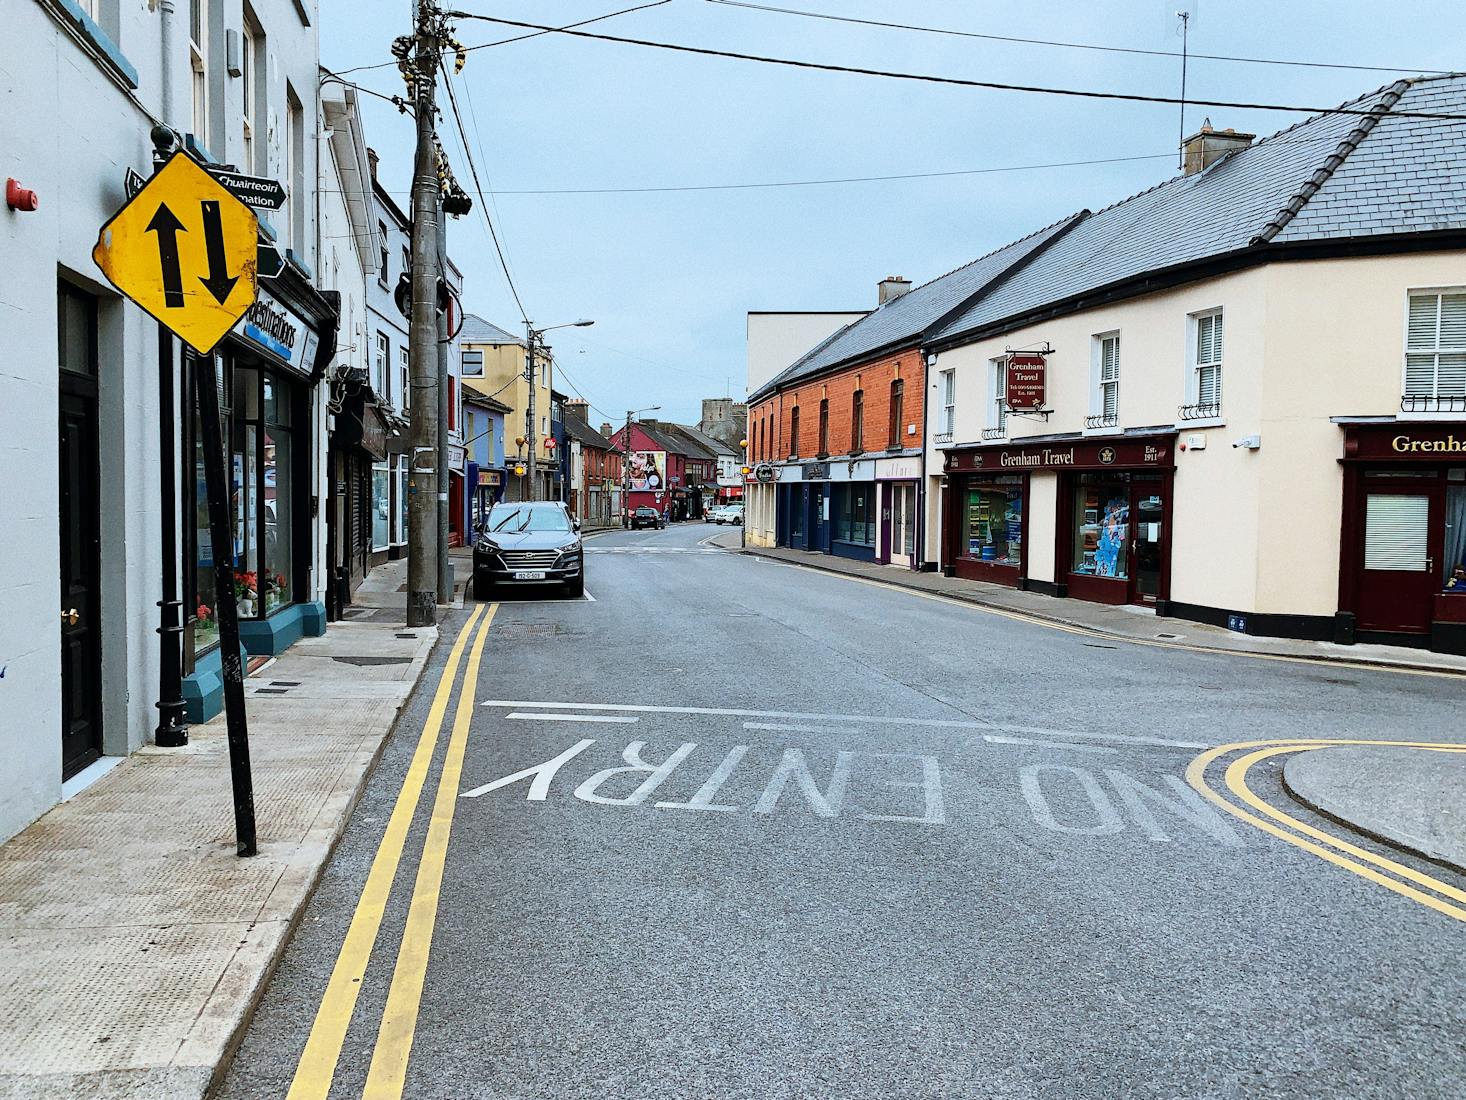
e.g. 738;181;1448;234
524;319;594;500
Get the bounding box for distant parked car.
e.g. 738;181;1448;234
473;501;583;600
710;504;744;526
630;506;666;530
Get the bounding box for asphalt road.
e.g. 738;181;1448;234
221;520;1466;1100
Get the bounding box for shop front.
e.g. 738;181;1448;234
944;435;1175;604
330;388;389;617
1338;424;1466;654
468;464;504;534
876;456;921;569
776;459;877;561
183;280;333;720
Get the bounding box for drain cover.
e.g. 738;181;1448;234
330;655;412;666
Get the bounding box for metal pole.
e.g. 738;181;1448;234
435;192;450;602
155;326;188;746
194;352;256;856
525;323;537;501
406;0;441;627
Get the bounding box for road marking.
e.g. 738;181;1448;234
983;734;1119;756
582;588;597;602
656;745;748;812
361;603;498;1098
460;739;597;800
506;712;639;724
1186;739;1466;922
480;699;1204;749
575;741;697;805
285;603;487;1100
744;721;854;734
1020;763;1241;844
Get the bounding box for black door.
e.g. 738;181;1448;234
58;285;103;778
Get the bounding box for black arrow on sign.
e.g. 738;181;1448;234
146;203;186;308
198;200;238;305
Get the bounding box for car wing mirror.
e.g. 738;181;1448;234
573;519;582;532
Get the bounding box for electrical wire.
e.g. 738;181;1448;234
703;0;1453;77
445;14;1466;121
441;68;530;323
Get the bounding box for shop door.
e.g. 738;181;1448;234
889;484;915;568
1356;484;1440;634
59;378;103;778
1129;478;1166;605
809;486;827;551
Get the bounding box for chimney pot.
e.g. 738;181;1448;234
878;276;912;305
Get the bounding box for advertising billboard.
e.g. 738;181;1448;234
627;450;667;491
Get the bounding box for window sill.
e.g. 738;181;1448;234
38;0;139;89
1178;417;1225;430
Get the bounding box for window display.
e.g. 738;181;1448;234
1072;474;1129;579
961;477;1023;565
372;460;391;551
834;484;875;545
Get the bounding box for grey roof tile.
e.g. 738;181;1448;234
460;314;522;346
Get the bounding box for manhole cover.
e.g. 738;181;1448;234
331;655;412;666
1155;632;1181;640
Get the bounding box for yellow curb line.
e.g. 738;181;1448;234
286;603;486;1100
1186;738;1466;923
362;602;498;1098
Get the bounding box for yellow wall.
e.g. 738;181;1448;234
461;339;553;491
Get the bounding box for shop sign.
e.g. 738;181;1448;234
803;461;830;480
359;404;389;461
449;443;466;471
237;285;318;378
946;436;1173;473
876;456;921;481
1005;353;1048;412
1343;425;1466;461
754;462;776;483
478;469;502;487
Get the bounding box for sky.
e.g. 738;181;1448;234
319;0;1466;427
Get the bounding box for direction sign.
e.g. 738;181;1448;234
206;168;287;211
94;151;258;354
257;239;284;280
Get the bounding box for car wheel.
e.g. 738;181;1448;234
565;575;584;599
473;575;496;601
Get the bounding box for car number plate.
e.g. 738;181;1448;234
513;570;547;581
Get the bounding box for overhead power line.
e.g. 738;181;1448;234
445;14;1466;121
704;0;1451;77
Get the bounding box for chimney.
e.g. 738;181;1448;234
600;422;613;438
878;276;912;305
565;398;589;422
1181;119;1254;176
366;147;379;181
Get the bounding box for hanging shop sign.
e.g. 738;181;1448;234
1005;352;1048;412
236;285;318;378
946;436;1174;474
449;444;466;471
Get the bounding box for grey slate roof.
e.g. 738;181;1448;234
645;421;718;461
932;73;1466;343
750;213;1083;401
674;423;738;457
459;314;522;346
565;416;613;449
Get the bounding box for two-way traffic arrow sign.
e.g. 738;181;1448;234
95;151;258;354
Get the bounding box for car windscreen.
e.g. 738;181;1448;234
488;506;572;533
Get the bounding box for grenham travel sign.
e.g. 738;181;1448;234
94;151;258;355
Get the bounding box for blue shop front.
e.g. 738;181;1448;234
775;458;878;562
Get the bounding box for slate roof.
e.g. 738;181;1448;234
462;390;511;414
750;213;1083;401
674;423;739;457
646;421;718;461
932;73;1466;343
565;415;614;449
459;314;522;346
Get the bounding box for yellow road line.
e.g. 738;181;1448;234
286;604;486;1100
1185;739;1466;924
362;602;497;1099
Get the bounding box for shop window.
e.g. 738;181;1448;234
372;460;391;551
397;459;409;544
1446;477;1466;591
851;389;864;453
1404;290;1466;412
961;477;1023;565
818;399;829;456
1072;473;1129;579
889;378;904;447
1182;309;1223;419
1089;333;1120;429
834;485;874;546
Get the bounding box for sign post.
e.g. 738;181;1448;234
94;151;260;856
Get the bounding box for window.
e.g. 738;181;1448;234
377;222;390;286
938;369;955;440
888;379;904;447
789;407;800;457
462;349;484;377
448;376;458;431
400;347;410;409
833;484;875;546
851;389;863;453
189;0;208;143
987;358;1008;438
1090;333;1120;428
241;22;256;173
286;84;305;257
1183;309;1223;418
372;460;391;551
1072;473;1130;579
375;332;389;398
818;399;829;456
402;245;411;274
1404;290;1466;411
961;476;1023;565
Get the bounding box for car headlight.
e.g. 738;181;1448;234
475;540;500;555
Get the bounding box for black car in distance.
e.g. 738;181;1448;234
630;506;665;530
473;501;584;600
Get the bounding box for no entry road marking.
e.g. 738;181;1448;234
506;712;639;724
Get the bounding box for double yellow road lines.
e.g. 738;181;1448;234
288;603;496;1100
1187;738;1466;923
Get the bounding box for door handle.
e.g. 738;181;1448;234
61;608;79;626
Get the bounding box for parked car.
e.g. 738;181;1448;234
710;504;744;526
630;506;666;530
473;501;583;600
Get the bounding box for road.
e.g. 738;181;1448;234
221;520;1466;1100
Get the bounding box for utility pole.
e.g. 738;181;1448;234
623;410;633;527
524;323;538;501
405;0;442;627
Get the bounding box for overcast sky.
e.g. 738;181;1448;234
320;0;1466;426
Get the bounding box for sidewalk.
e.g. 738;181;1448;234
0;561;438;1099
722;538;1466;676
1283;747;1466;876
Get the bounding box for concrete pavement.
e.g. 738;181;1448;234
219;520;1466;1099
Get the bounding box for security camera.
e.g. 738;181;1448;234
1232;434;1261;450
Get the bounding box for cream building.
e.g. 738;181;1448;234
923;74;1466;655
460;314;555;501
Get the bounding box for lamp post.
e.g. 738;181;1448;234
524;319;593;500
620;405;661;526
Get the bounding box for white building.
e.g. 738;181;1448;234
0;0;333;843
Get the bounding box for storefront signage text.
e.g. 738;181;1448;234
1005;353;1048;412
237;286;317;378
1392;434;1466;453
1343;425;1466;462
803;461;830;480
948;437;1173;474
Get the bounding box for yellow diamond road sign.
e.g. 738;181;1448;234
92;151;259;354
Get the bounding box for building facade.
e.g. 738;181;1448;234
463;391;508;534
460;315;556;501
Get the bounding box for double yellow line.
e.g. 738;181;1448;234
1187;739;1466;923
287;603;497;1100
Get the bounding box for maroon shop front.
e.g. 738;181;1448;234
944;434;1176;605
1338;423;1466;654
